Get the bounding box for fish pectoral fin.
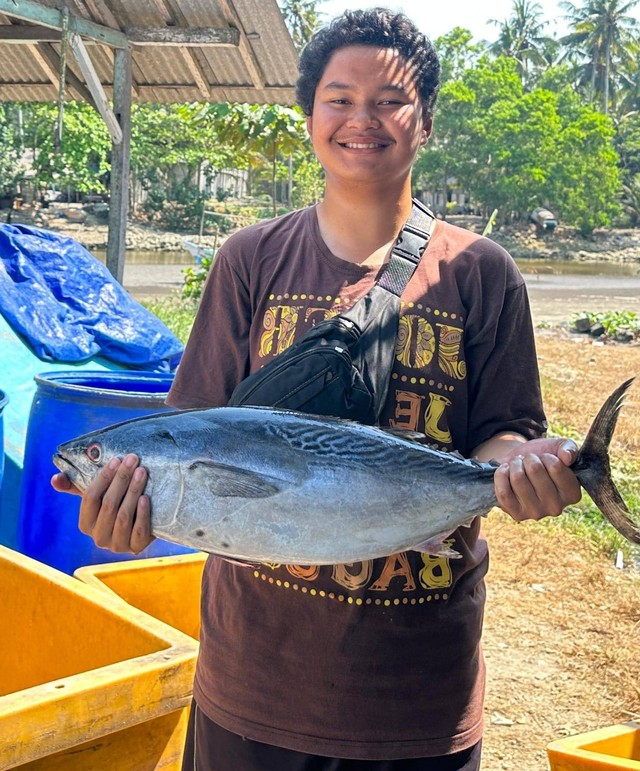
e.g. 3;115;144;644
411;533;462;559
187;460;282;498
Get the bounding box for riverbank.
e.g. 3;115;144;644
7;206;640;265
8;205;640;325
453;214;640;265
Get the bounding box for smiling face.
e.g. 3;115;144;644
306;45;431;192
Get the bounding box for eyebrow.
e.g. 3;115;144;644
321;81;407;93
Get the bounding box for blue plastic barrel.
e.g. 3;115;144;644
0;390;8;492
16;371;195;574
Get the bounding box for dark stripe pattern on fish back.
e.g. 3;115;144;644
264;420;488;478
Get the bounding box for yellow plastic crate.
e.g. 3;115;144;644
0;545;198;770
74;552;207;641
548;723;640;770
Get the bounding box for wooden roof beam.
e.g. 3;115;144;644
68;32;122;143
216;0;265;89
125;26;240;46
83;0;120;30
0;24;68;42
0;0;128;48
179;47;210;99
27;42;95;104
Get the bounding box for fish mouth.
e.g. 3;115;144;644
53;453;90;493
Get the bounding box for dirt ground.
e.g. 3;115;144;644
481;333;640;770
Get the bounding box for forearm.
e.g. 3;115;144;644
471;431;528;463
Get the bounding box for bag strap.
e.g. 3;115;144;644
376;198;435;297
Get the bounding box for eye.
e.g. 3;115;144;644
86;443;103;463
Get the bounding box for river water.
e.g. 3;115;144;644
105;249;640;325
515;259;640;323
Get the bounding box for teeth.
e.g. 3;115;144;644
343;142;383;149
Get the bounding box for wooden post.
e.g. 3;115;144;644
106;47;132;283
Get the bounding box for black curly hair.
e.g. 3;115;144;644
296;8;440;118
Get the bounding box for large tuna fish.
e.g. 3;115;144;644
53;379;639;564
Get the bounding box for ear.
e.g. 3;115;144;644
306;115;313;138
420;116;433;147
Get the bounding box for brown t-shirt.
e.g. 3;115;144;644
167;206;546;760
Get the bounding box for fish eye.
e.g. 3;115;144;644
86;443;103;463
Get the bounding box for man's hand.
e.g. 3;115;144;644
473;434;582;522
50;453;155;554
493;437;582;521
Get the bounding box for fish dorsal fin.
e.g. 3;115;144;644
187;460;281;498
382;427;430;443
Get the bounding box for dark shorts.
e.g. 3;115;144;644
181;702;483;771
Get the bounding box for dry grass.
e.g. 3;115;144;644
482;332;640;770
536;331;640;455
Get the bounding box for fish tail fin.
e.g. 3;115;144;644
573;377;640;544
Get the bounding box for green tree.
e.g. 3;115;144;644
418;54;621;233
19;102;110;197
0;105;22;200
416;56;524;219
132;104;234;189
195;103;311;214
615;39;640;115
549;89;621;233
469;88;562;217
414;80;477;214
130;104;238;228
434;27;484;84
613;110;640;220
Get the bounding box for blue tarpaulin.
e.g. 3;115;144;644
0;223;183;370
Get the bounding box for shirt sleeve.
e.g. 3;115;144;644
462;251;547;451
166;246;252;409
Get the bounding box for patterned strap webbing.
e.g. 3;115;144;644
377;199;435;297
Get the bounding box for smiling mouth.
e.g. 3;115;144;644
337;140;389;150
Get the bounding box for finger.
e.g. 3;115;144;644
557;440;578;467
78;456;123;535
494;459;527;521
520;453;562;517
130;494;155;554
110;465;148;553
496;455;550;521
50;473;81;496
89;454;140;547
540;453;582;507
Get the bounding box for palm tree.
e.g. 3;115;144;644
612;32;640;114
489;0;557;86
279;0;322;51
560;0;639;113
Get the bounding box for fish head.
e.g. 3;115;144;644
52;411;186;494
53;433;111;493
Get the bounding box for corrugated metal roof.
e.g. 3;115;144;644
0;0;299;105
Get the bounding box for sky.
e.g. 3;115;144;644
318;0;640;45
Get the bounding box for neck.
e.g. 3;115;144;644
316;183;414;266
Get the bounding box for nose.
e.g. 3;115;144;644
345;102;381;129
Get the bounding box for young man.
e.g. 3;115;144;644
52;9;580;769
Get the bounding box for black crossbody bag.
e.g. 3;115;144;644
228;199;435;425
